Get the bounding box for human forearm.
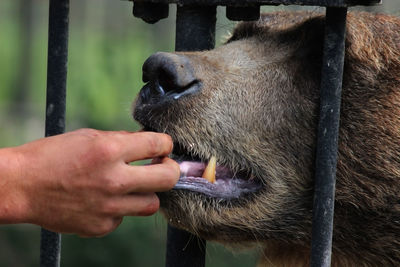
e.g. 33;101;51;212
0;146;30;224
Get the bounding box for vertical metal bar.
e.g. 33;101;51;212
166;225;206;267
175;6;216;51
310;7;347;267
40;0;70;266
165;5;216;267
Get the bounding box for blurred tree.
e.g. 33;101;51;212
11;0;34;117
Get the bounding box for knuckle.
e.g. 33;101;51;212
145;134;163;156
104;178;124;195
78;128;99;136
93;140;121;161
100;200;119;216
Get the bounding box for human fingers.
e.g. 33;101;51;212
78;217;124;238
119;157;180;193
78;193;158;237
115;131;174;162
102;193;160;217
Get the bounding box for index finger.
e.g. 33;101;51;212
118;131;173;162
119;157;180;193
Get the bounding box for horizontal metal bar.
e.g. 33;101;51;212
310;6;347;267
131;0;380;7
226;6;260;21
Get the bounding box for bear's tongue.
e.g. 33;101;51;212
179;157;231;182
173;157;262;199
179;156;217;183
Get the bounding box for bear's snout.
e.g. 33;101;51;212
137;52;201;107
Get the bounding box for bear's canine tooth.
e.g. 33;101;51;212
202;156;217;183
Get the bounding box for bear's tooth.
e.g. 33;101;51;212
202;156;217;183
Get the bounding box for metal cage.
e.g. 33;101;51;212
40;0;380;266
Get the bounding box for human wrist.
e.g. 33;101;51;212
0;146;31;224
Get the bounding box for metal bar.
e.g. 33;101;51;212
40;0;70;266
175;5;216;51
133;2;169;24
131;0;379;8
166;225;206;267
310;7;347;267
165;5;216;267
226;6;260;21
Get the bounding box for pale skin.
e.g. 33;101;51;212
0;129;180;237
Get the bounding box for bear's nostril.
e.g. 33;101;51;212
140;52;200;105
158;68;178;95
142;70;150;83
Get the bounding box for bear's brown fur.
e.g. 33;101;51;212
134;11;400;266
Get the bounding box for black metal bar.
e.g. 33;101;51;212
175;5;216;51
166;225;207;267
40;0;70;266
132;0;379;8
226;6;260;21
133;2;169;24
310;7;347;267
40;229;62;267
165;5;216;267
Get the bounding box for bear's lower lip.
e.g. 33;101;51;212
140;133;262;198
173;161;262;199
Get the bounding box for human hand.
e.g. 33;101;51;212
0;129;179;237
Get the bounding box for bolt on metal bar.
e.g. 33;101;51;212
310;6;347;267
165;5;217;267
40;0;70;266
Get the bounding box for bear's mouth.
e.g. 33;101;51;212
170;142;262;199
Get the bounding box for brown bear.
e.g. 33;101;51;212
133;11;400;266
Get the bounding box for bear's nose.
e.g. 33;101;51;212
139;52;200;105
